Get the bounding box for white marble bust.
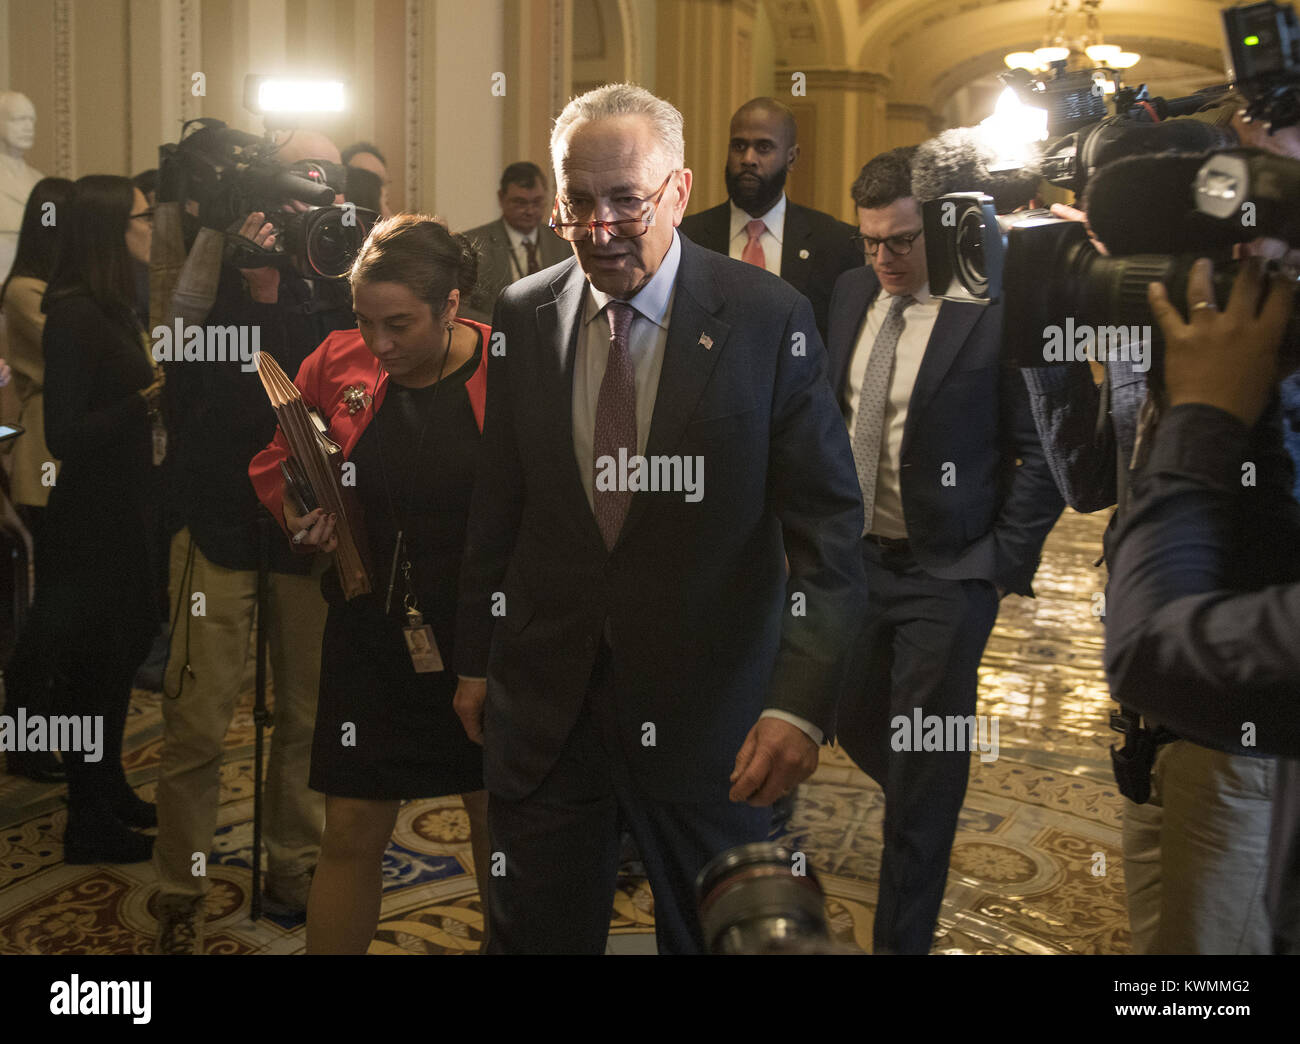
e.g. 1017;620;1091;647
0;92;45;281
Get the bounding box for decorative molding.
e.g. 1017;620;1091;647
616;0;639;81
179;0;197;124
405;0;420;211
798;67;890;93
52;0;73;177
886;102;932;123
551;0;566;115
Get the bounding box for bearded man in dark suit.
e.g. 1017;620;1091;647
454;83;868;955
679;97;860;342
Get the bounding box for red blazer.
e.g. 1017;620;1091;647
249;318;489;539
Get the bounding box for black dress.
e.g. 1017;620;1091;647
309;337;485;799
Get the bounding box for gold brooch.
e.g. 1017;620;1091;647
342;384;372;415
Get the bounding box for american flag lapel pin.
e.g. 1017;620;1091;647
698;333;713;350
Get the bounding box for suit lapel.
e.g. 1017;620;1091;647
535;261;605;548
618;240;731;544
900;300;983;459
779;203;812;294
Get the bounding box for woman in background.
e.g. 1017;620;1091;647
1;176;74;783
38;175;162;862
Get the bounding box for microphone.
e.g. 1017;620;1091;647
911;126;1043;212
1082;152;1246;255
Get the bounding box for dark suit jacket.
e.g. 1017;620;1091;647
826;267;1063;596
679;199;860;342
459;217;570;324
457;233;868;802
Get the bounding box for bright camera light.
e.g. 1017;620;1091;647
1005;51;1043;71
978;86;1049;173
245;77;347;116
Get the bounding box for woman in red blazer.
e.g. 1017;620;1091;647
250;215;490;953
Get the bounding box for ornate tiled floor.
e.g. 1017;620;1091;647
0;509;1126;954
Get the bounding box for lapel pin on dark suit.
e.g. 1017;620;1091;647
698;333;713;350
799;248;810;259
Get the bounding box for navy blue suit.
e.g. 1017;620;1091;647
456;232;867;952
825;266;1062;953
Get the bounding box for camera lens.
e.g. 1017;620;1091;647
302;207;367;278
954;207;990;297
695;842;831;954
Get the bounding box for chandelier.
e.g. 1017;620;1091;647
1004;0;1140;75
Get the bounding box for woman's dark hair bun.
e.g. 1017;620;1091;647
452;231;479;299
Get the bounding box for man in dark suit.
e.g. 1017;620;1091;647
679;97;859;342
826;146;1063;954
459;161;569;323
453;83;868;954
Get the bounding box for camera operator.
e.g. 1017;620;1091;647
153;129;355;954
1018;113;1300;949
1105;255;1300;953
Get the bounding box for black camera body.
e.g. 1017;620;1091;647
1225;0;1300;130
158;119;377;279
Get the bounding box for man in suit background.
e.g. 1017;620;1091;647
453;83;867;954
679;97;859;342
459;161;569;323
826;146;1063;954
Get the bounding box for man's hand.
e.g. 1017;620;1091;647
1148;257;1294;426
729;716;819;806
454;677;487;745
236;211;281;303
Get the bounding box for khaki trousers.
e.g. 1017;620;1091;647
1123;739;1276;954
154;528;327;898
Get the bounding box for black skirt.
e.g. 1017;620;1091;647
309;595;484;800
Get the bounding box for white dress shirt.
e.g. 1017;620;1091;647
846;284;940;539
503;221;542;281
727;193;786;276
572;229;822;745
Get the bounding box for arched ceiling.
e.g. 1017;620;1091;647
763;0;1242;118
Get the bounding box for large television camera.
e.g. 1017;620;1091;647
922;1;1300;377
157;118;377;280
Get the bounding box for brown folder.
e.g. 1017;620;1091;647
256;352;373;599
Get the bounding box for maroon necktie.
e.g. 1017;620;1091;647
593;301;636;550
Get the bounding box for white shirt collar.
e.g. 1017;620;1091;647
585;229;681;330
729;192;787;245
880;279;934;308
502;220;538;252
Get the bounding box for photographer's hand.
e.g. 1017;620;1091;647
236;211;280;304
1147;257;1294;427
1049;203;1109;256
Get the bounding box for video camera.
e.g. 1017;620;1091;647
922;1;1300;375
157;118;377;279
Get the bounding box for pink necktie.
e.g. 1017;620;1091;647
593;301;637;550
742;219;767;268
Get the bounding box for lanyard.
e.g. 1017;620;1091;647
374;325;453;616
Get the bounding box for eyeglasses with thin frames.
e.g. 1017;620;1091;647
852;228;922;257
550;170;680;241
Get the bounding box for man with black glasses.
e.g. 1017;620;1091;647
825;146;1062;953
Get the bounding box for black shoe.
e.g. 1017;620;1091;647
64;818;155;865
6;750;68;783
110;792;157;830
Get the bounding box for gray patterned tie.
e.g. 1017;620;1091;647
850;294;912;535
593;301;637;549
